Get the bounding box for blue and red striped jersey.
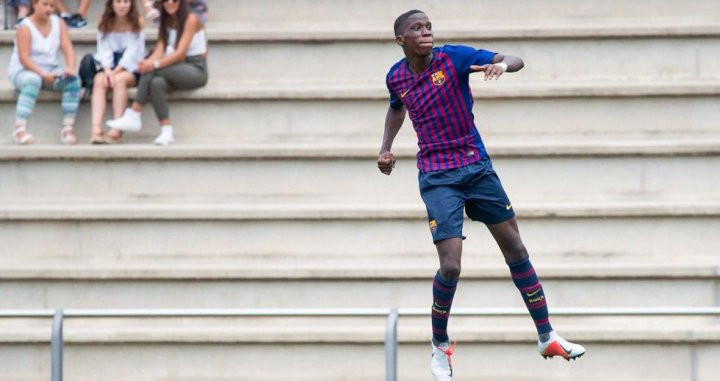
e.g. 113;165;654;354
386;45;497;173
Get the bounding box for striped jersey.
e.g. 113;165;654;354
386;45;496;173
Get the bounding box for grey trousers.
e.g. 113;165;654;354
135;55;208;120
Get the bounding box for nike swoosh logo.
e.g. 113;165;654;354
506;204;512;210
561;344;572;355
401;90;409;98
526;289;541;297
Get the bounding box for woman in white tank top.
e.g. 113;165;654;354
7;0;81;145
107;0;208;146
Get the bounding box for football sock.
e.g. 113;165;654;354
508;257;553;336
431;271;457;344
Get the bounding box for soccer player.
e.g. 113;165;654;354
378;10;585;380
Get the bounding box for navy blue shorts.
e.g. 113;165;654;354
418;159;515;243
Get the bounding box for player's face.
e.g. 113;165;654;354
397;13;434;57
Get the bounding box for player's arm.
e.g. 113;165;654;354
471;53;524;80
378;105;407;175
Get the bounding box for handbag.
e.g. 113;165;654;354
78;53;99;94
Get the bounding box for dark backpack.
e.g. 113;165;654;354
78;53;98;94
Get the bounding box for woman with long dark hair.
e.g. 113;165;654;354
89;0;145;144
107;0;208;145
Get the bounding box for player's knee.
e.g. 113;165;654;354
503;242;529;263
439;262;461;282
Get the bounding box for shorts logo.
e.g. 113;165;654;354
400;89;409;98
429;219;438;233
506;204;512;210
431;70;446;86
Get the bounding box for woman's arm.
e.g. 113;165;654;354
156;13;202;68
59;20;76;75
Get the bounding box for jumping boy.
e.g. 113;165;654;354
378;10;585;380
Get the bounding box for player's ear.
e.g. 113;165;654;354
396;35;404;46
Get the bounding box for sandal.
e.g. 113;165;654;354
90;133;106;145
60;126;78;145
13;125;35;145
105;129;123;144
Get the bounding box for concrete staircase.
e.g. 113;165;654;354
3;315;720;381
1;0;720;380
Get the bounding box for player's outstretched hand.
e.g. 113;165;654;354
378;152;396;175
470;64;505;81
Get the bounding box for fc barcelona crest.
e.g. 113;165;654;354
431;70;446;86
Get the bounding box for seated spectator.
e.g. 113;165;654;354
107;0;207;145
143;0;206;25
7;0;80;145
88;0;145;144
55;0;91;28
7;0;30;27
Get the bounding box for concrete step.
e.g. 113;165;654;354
2;22;720;83
0;139;718;202
61;0;720;26
1;80;719;144
0;258;718;309
1;314;719;380
0;200;718;258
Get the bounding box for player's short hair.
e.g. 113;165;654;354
394;9;425;36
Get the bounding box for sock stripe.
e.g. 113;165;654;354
511;268;536;279
432;280;456;294
519;283;542;293
431;312;450;320
534;318;550;326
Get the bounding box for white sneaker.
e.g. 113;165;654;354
154;125;174;146
106;108;142;131
538;331;585;361
431;341;455;381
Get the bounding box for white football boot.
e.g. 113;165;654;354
538;331;585;361
431;341;455;380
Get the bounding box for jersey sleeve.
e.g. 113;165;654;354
443;45;497;75
387;77;404;110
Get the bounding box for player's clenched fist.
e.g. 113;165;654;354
378;152;396;175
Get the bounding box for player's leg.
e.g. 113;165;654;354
487;219;585;360
463;159;585;360
419;171;465;380
487;219;552;336
433;237;461;344
430;238;460;380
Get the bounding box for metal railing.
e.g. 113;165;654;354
2;307;720;381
